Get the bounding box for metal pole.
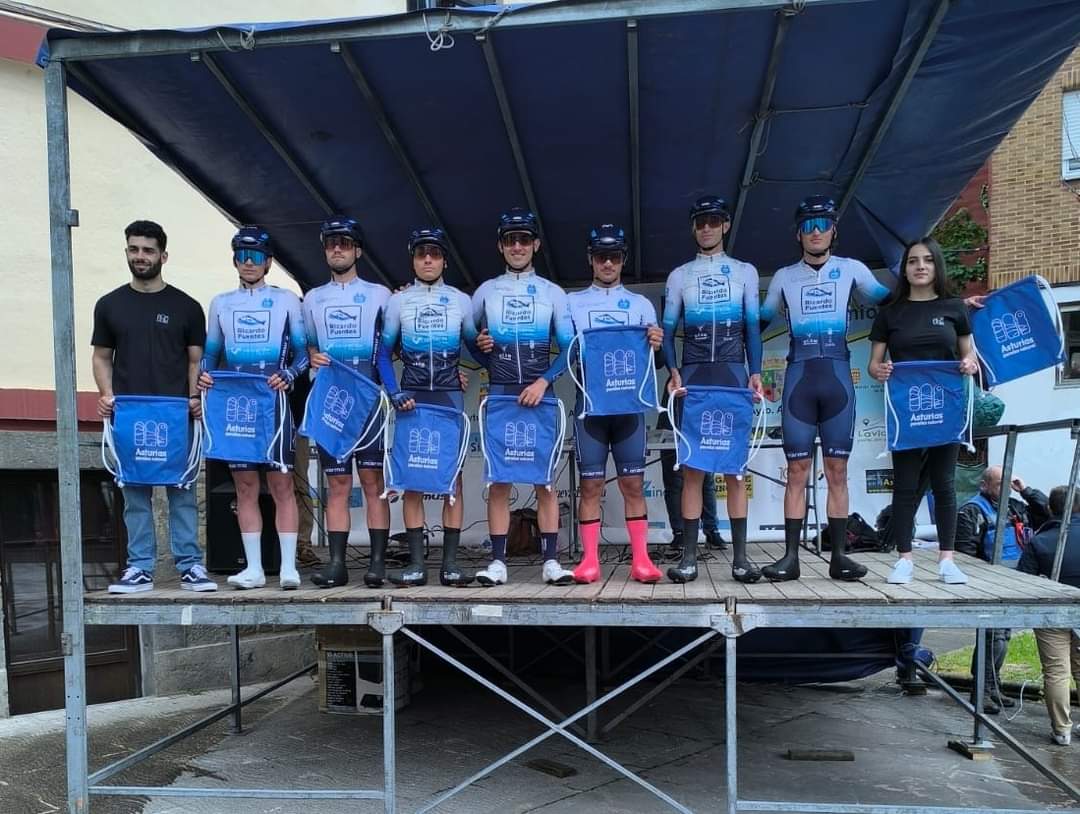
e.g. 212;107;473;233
972;628;986;743
45;57;89;814
230;626;242;734
990;430;1017;566
1051;431;1080;582
585;626;599;742
569;448;578;556
626;18;643;280
382;628;397;814
725;635;737;814
316;441;327;550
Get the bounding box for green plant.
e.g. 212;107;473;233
932;206;988;286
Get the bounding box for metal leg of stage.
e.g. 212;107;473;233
382;621;398;814
230;625;243;734
725;634;738;814
405;626;719;814
946;628;994;759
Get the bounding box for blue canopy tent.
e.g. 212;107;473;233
39;0;1080;291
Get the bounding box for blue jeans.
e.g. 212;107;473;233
122;485;202;574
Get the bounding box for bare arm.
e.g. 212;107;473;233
957;334;978;374
187;345;203;418
868;341;891;382
92;346;115;417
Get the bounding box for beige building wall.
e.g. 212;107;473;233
1;1;403;392
990;47;1080;289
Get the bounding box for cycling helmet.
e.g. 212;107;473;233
688;195;731;224
497;208;540;239
408;227;449;255
586;224;628;257
231;225;273;256
794;195;839;226
319;215;363;247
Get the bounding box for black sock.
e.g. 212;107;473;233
682;516;700;545
730;517;747;549
784;518;802;553
405;527;425;565
828;516;848;555
541;532;559;561
327;530;348;561
491;533;507;562
442;527;461;569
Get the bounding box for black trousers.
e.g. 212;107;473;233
889;444;960;554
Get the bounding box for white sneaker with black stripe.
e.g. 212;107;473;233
109;567;153;594
180;564;218;592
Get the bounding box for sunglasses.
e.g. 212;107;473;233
323;236;356;251
591;251;624;266
413;245;444;259
234;249;268;265
500;233;535;248
799;217;834;235
693;214;726;230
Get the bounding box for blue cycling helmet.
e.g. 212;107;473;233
586;224;628;257
689;195;731;224
497;208;540;239
794;195;839;226
408;227;449;255
231;225;273;256
319;214;363;247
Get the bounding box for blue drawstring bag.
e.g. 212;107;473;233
971;275;1064;386
201;371;289;470
567;326;659;417
102;395;202;488
479;395;567;487
383;402;470;501
672;385;763;475
298;358;388;463
883;361;973;452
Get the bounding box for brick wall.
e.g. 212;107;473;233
990;47;1080;288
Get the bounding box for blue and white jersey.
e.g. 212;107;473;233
471;268;574;385
662;253;762;373
203;284;308;379
381;279;480;392
761;256;891;362
302;276;392;379
567;283;657;332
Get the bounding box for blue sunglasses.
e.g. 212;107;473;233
234;249;268;265
799;217;834;235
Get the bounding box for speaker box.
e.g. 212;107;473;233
205;460;282;575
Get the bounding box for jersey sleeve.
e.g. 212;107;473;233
373;304;399;394
185;295;207;349
458;290;485;366
302;292;319;351
661;268;682;370
91;296;115;348
868;305;891;345
201;294;224;372
284;292;309;380
543;286;574;383
853;260;892;304
760;271;784;328
471;281;492;329
743;264;763;376
953;299;972;336
381;292;402;356
641;296;658;326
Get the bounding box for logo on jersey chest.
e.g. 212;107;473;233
800;282;836;315
233;310;271;343
698;275;731;304
589;310;629;328
325;305;362;339
416;304;448;333
502;295;535;325
932;316;945;327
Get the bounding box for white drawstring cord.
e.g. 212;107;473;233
544;399;567;491
477;396;492;486
101;417;123;487
264;389;289;471
448;411;472;506
566;333;593;419
178;420;203;489
638;347;661;411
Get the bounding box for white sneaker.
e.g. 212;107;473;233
939;559;968;584
887;559;914;584
542;559;574;586
1052;730;1071;746
227;567;266;589
476;559;508;586
279;567;301;590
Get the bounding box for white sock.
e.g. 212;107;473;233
239;532;263;575
278;532;299;576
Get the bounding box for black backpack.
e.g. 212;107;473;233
818;512;886;553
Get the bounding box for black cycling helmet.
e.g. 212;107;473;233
231;225;273;256
586;224;628;258
497;208;540;239
408;227;449;255
794;195;839;226
319;214;363;247
688;195;731;224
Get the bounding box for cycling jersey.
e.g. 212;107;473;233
761;256;890;362
203;285;309;380
662;253;762;374
471;268;573;386
302;276;394;384
567;283;657;331
381;279;480;392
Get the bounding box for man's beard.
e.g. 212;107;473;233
128;259;163;280
805;247;830;258
329;259;356;276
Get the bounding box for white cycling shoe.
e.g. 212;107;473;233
476;559;508;586
227;567;266;590
542;559;574;586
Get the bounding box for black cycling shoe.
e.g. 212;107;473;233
829;553;867;582
440;566;474;587
667;545;698;583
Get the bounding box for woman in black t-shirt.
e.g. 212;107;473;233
869;237;979;586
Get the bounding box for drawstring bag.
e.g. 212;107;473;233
201;370;289;470
382;402;470;503
971;275;1064;386
478;394;566;488
883;360;973;453
567;325;659;417
672;385;764;476
298;357;388;463
102;395;202;488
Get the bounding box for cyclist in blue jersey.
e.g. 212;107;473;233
198;226;308;590
302;215;397;589
759;195;892;582
567;225;664;585
663;196;764;584
382;228;484;587
472;208;576;586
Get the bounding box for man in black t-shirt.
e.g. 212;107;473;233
92;220;216;593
